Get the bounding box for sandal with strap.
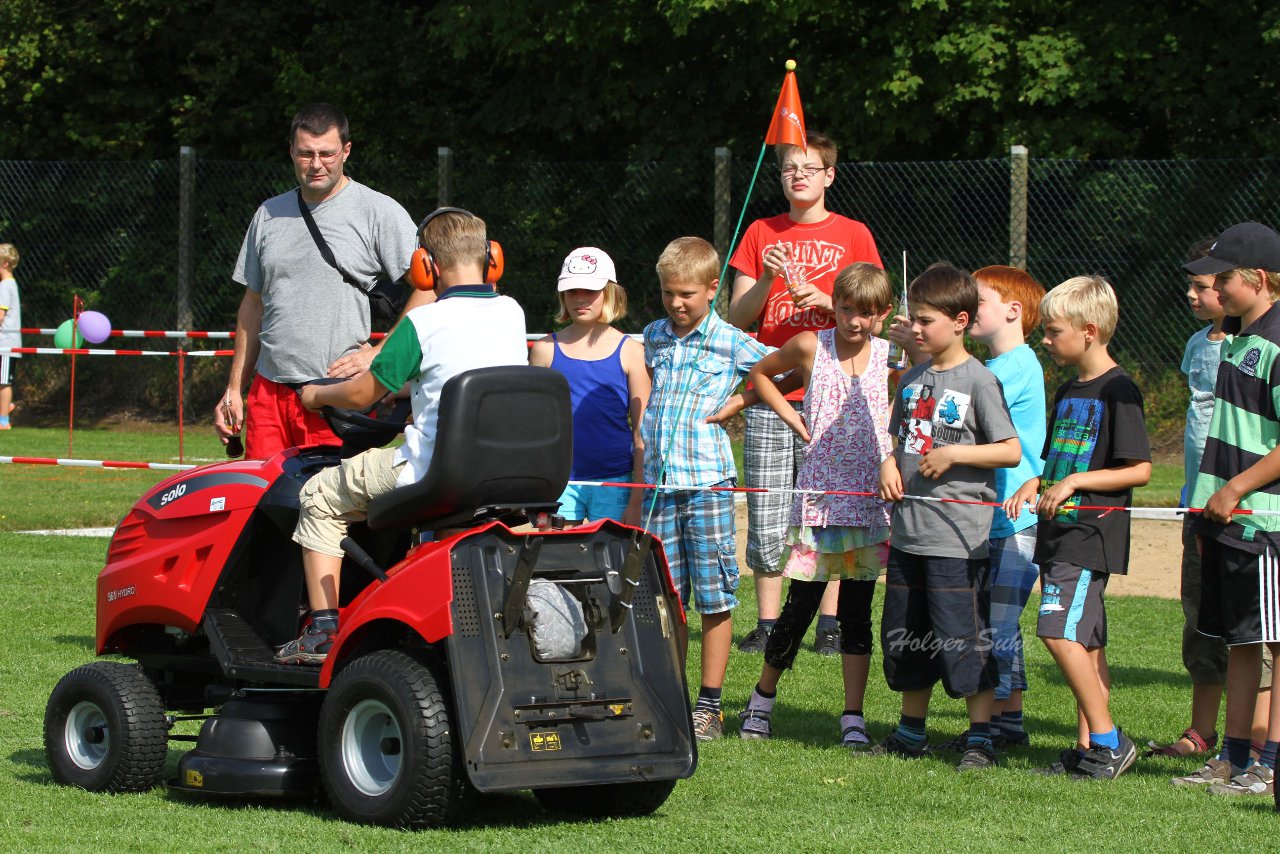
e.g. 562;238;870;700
1144;727;1217;758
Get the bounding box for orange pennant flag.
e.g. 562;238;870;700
764;67;807;150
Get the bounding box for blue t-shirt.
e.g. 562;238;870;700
1180;325;1223;497
986;344;1046;538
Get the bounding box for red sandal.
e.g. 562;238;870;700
1144;727;1217;758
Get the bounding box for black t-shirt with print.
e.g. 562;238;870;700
1034;367;1150;575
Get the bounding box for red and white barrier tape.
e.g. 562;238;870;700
563;479;1275;516
22;328;236;339
0;348;234;357
0;458;1253;517
0;456;194;471
20;328;627;342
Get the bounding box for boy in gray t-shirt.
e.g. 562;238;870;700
872;263;1020;771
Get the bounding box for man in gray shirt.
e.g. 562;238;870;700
214;103;425;458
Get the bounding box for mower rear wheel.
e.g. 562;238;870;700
533;778;677;817
44;662;168;793
319;649;462;828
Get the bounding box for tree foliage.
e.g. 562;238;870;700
2;0;1278;162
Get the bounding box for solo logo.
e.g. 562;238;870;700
158;483;187;506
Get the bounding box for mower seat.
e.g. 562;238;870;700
366;365;572;533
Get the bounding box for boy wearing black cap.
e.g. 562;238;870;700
1174;222;1280;797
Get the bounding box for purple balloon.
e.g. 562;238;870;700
77;310;112;344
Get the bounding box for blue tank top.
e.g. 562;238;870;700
551;334;634;479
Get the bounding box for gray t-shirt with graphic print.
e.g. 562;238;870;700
887;356;1017;559
233;179;417;384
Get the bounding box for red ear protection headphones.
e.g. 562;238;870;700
405;207;504;291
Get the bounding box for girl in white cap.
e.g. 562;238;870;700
529;247;650;525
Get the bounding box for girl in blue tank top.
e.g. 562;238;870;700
529;248;650;524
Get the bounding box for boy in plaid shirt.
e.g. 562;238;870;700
642;237;773;742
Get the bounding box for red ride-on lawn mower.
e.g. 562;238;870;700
43;366;695;828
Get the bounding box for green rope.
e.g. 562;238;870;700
716;141;769;314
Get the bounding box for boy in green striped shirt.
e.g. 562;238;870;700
1176;222;1280;797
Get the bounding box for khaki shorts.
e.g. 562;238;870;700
293;446;407;557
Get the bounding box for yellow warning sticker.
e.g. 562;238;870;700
185;768;204;787
529;731;562;751
609;704;625;716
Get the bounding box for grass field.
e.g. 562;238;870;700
0;426;1273;851
3;534;1277;851
0;427;226;532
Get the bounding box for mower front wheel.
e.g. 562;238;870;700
43;662;168;793
533;778;677;817
319;649;462;828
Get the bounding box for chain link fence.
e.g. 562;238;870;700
2;152;1279;423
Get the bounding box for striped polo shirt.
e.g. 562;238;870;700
1192;302;1280;553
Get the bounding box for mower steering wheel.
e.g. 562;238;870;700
323;402;409;432
301;378;412;453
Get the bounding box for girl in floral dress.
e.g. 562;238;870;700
737;262;894;748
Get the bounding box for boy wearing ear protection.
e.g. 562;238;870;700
275;209;527;665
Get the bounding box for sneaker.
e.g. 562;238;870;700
1171;757;1234;787
1073;731;1137;780
840;722;871;751
814;626;841;656
1032;748;1083;776
957;743;998;772
738;708;772;740
273;624;334;665
935;731;970;753
993;729;1030;749
692;709;724;742
864;732;929;759
1208;764;1275;796
939;728;1024;752
737;626;770;654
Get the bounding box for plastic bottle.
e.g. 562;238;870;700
887;294;910;369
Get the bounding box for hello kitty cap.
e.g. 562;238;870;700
558;247;617;291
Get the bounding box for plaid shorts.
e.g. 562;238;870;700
743;402;806;574
647;481;739;615
988;528;1039;699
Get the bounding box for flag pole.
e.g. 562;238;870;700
645;59;805;532
715;58;804;309
715;140;768;300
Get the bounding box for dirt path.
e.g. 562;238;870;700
733;507;1184;599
